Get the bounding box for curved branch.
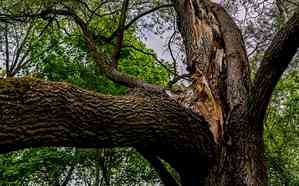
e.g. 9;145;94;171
111;0;130;68
124;44;176;76
252;8;299;124
68;9;166;93
168;30;178;74
138;150;180;186
4;23;10;76
3;8;166;93
108;4;173;41
0;78;214;158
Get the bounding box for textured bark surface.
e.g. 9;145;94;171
173;1;262;185
172;1;299;186
252;8;299;125
0;78;215;172
174;0;226;144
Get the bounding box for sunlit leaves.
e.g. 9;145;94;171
265;60;299;186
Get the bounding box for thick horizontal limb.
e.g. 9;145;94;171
0;78;214;159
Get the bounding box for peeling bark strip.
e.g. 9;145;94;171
173;0;264;185
171;1;299;185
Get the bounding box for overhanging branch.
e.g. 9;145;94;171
0;78;214;157
67;9;166;93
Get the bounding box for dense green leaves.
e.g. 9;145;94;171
265;60;299;186
0;1;170;185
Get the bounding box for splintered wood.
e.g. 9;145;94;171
175;0;226;143
175;74;223;144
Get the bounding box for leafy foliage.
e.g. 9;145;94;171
0;1;170;185
265;60;299;186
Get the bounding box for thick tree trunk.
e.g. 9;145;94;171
173;1;265;185
172;1;299;185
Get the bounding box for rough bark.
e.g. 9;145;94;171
252;8;299;126
172;1;297;186
0;78;214;172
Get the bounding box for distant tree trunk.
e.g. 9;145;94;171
95;149;101;186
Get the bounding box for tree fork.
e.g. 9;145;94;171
173;0;263;185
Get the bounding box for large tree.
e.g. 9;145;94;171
0;0;298;185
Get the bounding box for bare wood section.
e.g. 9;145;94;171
174;0;225;143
